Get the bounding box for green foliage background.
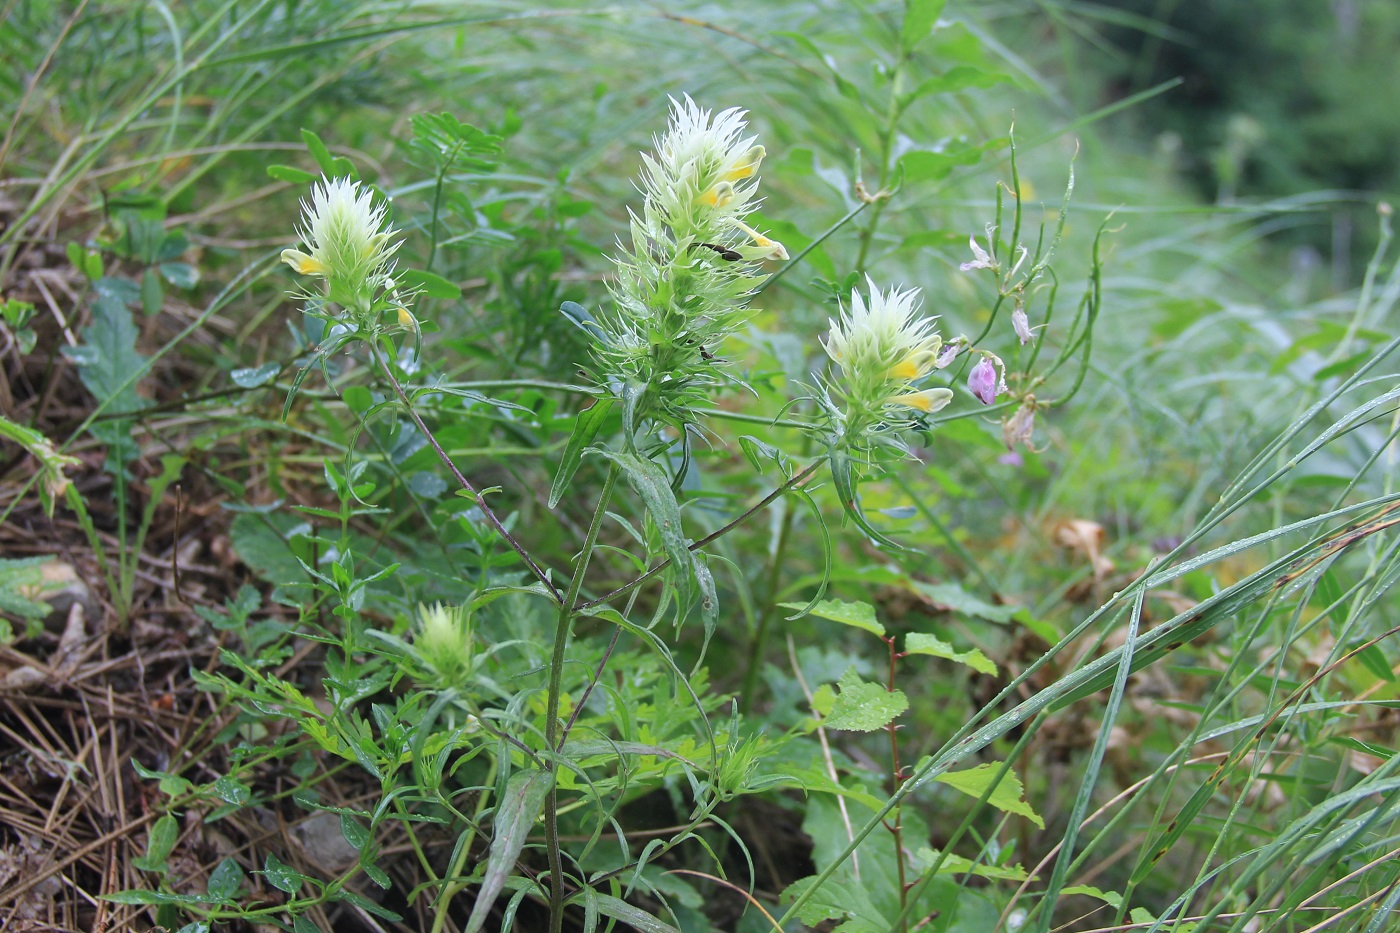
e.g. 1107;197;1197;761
2;2;1399;932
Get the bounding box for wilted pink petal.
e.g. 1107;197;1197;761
934;344;960;369
959;235;996;272
1012;308;1031;345
1002;399;1036;449
968;357;1000;404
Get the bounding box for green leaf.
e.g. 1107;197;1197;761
141;267;163;315
65;277;148;412
206;857;244;902
589;893;681;933
900;0;947;54
1061;885;1122;908
131;760;194;798
301;129;339;177
779;598;884;637
904;632;998;675
549;397;614;508
132;815;179;874
336;889;401;921
212;775;250;806
908;580;1021;624
407;471;448;498
464;769;551;933
397;269;461;299
1355;643;1396;683
267;164;320;184
596;449;695;614
103;890;207;906
780;875;887;932
263;853;303;894
914;846;1031;882
821;668;907;732
231;362;281;388
828;449;908;551
935;762;1044;828
159;261;199;289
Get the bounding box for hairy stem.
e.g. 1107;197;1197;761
370;340;562;601
544;461;620;933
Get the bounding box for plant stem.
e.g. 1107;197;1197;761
884;635;909;932
543;461;620;933
370;340;562;602
739;499;796;713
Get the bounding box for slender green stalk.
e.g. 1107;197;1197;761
369;341;562;602
739;500;797;713
543;461;620;933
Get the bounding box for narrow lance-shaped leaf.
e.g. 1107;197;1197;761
464;768;552;933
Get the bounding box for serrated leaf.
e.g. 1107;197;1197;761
1061;885;1122;908
822;668;907;732
905;632;998;675
549;398;614;508
935;762;1044;828
397;269;460;299
780;875;887;931
132;814;179;873
464;769;551;933
780;598;883;636
206;857;244;902
66;277;148;413
231;362;281;388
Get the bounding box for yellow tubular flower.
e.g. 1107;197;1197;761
824;277;949;430
282;177;400;301
891;388;954;413
731;219;789;262
721;145;766;182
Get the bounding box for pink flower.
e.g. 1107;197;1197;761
968;357;1002;404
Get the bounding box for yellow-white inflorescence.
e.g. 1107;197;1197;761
638;95;781;252
413;602;475;688
598;96;787;429
281;177;400;311
823;277;953;438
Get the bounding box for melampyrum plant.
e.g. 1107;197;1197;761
124;86;1099;933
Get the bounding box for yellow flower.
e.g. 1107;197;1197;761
890;388;953;413
731;219;788;261
281;177;400;297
